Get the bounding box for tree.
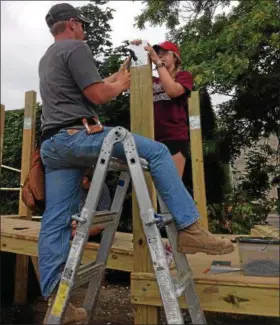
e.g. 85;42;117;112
77;0;114;66
135;0;280;160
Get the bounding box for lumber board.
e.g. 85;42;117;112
1;216;280;317
14;91;37;304
0;216;133;272
250;225;279;238
131;272;279;316
188;91;208;229
130;53;160;324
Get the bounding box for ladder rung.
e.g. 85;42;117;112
74;262;104;289
108;157;149;171
93;211;119;225
145;214;173;226
72;211;118;226
173;271;192;297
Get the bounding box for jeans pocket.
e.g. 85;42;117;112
41;139;73;169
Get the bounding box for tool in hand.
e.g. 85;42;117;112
123;48;138;74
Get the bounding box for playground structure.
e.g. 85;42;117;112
0;59;279;323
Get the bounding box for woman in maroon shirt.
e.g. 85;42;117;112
131;40;193;177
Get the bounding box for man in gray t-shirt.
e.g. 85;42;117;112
39;39;104;132
39;3;234;324
38;3;131;324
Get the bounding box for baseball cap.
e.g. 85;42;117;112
45;3;93;28
153;41;181;61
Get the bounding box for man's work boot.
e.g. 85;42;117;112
177;221;235;255
43;293;88;325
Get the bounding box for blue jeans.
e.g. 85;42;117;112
38;127;199;297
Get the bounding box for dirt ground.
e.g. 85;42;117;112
1;270;279;325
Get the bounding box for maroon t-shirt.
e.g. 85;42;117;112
153;71;193;141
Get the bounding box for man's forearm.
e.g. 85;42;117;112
95;81;125;104
104;72;118;83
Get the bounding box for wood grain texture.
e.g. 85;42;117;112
188;91;208;229
131;272;279;316
130;63;160;324
2;216;279;316
18;91;37;217
15;91;37;304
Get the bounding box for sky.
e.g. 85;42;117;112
1;1;231;111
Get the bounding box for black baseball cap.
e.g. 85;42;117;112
45;3;92;28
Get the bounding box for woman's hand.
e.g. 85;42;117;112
130;39;161;64
144;43;160;64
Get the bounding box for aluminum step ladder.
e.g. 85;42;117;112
45;126;207;325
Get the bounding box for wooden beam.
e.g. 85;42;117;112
18;90;37;217
131;272;279;317
0;104;5;173
130;54;160;323
188;91;208;229
14;90;37;305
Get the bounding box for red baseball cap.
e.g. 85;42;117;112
153;41;181;61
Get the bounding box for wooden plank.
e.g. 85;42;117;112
130;55;160;324
188;91;208;229
0;104;5;172
18;90;37;217
1;235;133;273
30;256;40;282
131;272;279;317
14;90;37;304
251;225;279;238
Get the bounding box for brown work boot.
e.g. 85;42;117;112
178;221;235;255
43;293;88;324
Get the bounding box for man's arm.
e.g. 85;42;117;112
68;43;130;105
83;78;129;105
103;73;118;83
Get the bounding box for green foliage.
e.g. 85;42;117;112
135;0;280;157
78;0;114;66
208;196;276;234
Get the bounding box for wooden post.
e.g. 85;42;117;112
130;54;160;323
188;91;209;229
18;90;37;217
14;90;37;304
0;104;5;174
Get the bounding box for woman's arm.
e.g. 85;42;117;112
156;65;185;98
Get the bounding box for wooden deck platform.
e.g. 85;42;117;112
1;216;279;317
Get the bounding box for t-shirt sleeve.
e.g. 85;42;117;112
67;43;103;90
175;71;193;95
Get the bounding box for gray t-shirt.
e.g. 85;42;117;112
39;39;103;132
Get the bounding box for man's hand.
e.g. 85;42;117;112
117;71;131;91
118;57;131;75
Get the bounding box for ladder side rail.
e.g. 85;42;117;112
46;127;127;324
83;170;131;320
158;194;207;324
122;131;184;325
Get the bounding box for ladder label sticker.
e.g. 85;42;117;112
148;237;157;243
64;231;85;281
51;281;69;316
189;116;201;129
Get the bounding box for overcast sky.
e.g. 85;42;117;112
1;1;231;111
